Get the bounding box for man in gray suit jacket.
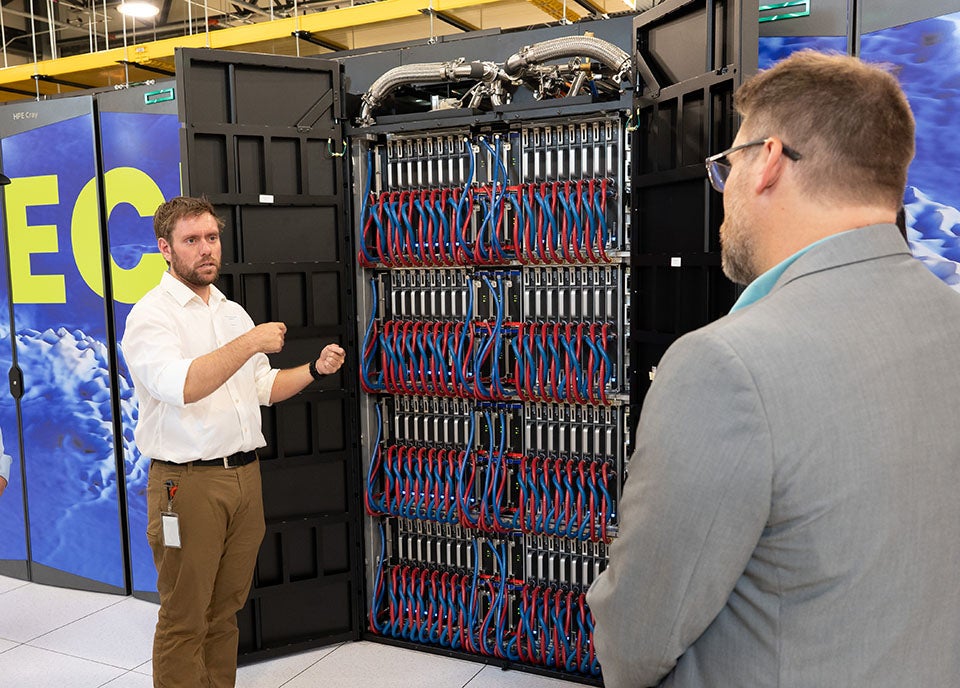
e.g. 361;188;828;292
587;51;960;687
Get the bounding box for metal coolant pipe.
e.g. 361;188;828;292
358;60;495;126
503;35;632;83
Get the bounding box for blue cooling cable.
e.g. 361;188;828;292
581;185;597;251
360;278;382;392
561;464;577;538
548;468;563;536
455;286;475;394
491;413;512;531
387;567;401;637
551;595;572;668
364;404;386;513
575;473;590;540
491;278;507;397
415;575;430;644
455;138;476;262
412;196;429;261
479;410;496;527
456;414;478;527
369;521;388;633
594;189;610;245
545;330;562;401
521;192;539;260
577;601;591;674
466;538;482;650
360;149;378;264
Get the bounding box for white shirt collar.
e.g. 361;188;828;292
159;270;226;308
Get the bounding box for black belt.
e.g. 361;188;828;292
154;450;258;468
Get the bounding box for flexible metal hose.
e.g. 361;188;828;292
503;35;632;82
359;61;495;125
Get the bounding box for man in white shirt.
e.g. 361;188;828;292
0;429;10;498
122;196;345;688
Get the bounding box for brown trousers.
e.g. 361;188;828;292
147;459;265;688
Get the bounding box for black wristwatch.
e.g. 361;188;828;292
308;359;325;381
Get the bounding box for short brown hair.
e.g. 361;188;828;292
153;196;224;242
734;51;915;210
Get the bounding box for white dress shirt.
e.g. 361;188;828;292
122;272;279;463
0;429;10;483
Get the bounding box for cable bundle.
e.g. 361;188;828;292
378;320;469;397
360;140;477;268
369;545;532;664
372;445;464;522
512;322;614;404
359;139;616;268
510;179;612;265
515;584;600;676
359;186;477;267
516;456;613;542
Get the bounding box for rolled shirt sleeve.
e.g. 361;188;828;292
253;351;280;406
586;330;773;688
122;304;194;408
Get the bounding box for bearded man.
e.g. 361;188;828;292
123;196;345;688
587;52;960;687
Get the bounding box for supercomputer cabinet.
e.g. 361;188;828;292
350;0;752;682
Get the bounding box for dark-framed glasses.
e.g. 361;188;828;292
705;138;802;193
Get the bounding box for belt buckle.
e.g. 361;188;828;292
223;455;235;469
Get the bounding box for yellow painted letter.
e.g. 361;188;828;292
6;174;65;304
72;167;167;303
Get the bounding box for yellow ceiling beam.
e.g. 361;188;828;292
524;0;581;22
0;0;506;87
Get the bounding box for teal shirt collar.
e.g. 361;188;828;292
729;233;842;313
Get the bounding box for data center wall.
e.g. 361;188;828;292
351;1;750;681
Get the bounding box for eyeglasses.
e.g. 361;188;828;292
705;138;802;193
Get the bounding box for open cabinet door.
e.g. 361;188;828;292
175;48;364;661
631;0;758;407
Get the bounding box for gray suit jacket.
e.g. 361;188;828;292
587;224;960;687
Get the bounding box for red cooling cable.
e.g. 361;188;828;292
576;461;587;535
599;323;610;405
601;461;611;543
587;323;598;405
556;457;569;532
404;191;419;266
581;179;597;264
588;461;598;542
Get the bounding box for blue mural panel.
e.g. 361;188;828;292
758;35;848;70
99;108;180;594
861;12;960;287
0;201;26;564
0;102;125;587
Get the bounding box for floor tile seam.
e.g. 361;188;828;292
460;665;486;687
0;638;23;652
274;642;344;686
22;593;132;643
130;664;152;676
22;640;143;671
96;669;141;688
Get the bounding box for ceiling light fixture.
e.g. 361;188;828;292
117;1;160;18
